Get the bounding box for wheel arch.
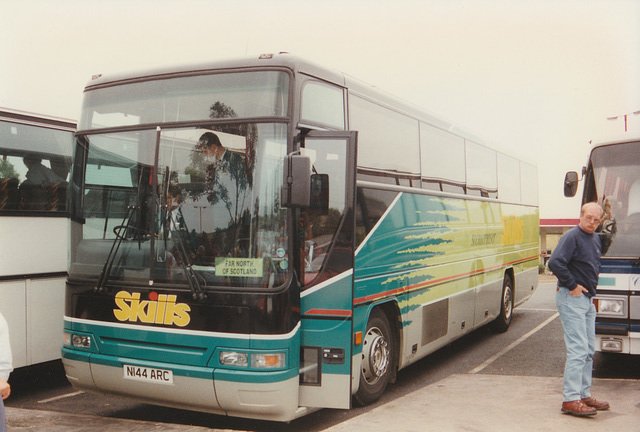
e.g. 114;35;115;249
365;300;401;384
504;267;515;296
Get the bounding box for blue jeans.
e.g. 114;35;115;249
556;287;596;402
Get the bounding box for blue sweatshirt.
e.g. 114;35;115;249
548;226;601;297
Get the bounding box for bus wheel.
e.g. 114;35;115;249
492;274;514;333
354;308;394;406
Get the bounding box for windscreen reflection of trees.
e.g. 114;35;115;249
160;103;291;285
167;103;257;263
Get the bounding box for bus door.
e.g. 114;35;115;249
298;131;357;409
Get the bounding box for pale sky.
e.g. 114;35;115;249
2;0;639;219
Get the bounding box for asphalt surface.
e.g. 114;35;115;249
6;275;640;430
6;374;640;431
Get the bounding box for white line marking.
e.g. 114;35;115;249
38;390;84;404
469;312;559;374
517;307;557;312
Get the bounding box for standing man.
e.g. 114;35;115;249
548;202;610;417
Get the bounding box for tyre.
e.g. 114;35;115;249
492;274;514;333
354;308;395;406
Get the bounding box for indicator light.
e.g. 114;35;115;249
252;352;285;369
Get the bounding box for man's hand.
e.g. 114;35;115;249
0;378;10;400
570;285;589;297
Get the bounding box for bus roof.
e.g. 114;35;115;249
84;53;344;90
83;53;527;163
0;107;76;130
590;135;640;149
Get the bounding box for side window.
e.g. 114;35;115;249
465;141;497;198
497;153;521;203
350;94;420;183
355;187;398;247
301;81;345;130
420;123;465;192
0;119;72;213
520;161;539;206
301;138;349;286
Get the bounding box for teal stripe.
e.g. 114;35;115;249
61;347;90;362
598;276;616;287
63;348;299;383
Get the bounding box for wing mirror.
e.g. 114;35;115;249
282;154;311;207
564;171;579;197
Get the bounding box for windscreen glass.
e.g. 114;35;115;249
589;141;640;257
70;123;289;289
80;71;289;130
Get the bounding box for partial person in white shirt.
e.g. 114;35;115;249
0;312;13;432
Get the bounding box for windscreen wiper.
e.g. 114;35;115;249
155;155;206;301
95;204;137;293
95;165;148;293
166;207;207;300
148;127;204;301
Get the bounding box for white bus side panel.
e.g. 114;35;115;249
0;217;67;276
27;277;66;364
0;277;66;368
0;281;27;367
0;217;68;367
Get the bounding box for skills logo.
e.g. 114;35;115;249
113;291;191;327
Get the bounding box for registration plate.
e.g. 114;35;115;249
123;365;173;385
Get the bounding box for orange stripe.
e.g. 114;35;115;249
304;308;352;317
354;254;538;305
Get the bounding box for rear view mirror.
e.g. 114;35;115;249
564;171;579;197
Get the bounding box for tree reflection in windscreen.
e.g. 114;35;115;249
156;103;287;287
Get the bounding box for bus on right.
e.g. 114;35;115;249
564;137;640;355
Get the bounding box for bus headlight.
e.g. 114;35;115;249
596;297;626;317
219;351;286;369
65;332;92;349
220;351;248;367
600;337;623;352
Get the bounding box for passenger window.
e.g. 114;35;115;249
0;120;72;213
420;123;465;189
350;95;420;179
465;141;497;197
301;81;345;129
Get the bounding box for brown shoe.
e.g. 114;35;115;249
581;397;610;410
561;400;597;417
